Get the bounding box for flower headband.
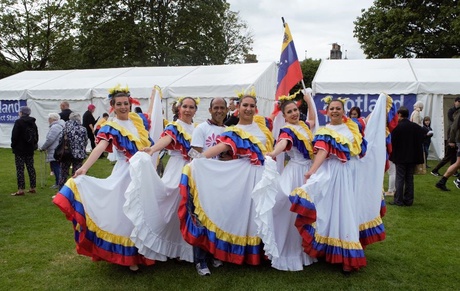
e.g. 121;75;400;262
108;84;130;99
321;95;349;105
235;87;257;99
278;89;301;102
177;96;200;105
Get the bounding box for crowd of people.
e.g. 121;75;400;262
11;85;454;277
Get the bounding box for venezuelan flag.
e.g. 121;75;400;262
276;22;303;99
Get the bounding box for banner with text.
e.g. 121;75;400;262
313;93;416;125
0;100;27;123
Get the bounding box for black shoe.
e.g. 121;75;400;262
453;179;460;189
454;173;460;178
430;171;441;177
435;182;450;191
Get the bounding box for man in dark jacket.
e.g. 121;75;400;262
11;106;38;196
82;104;96;149
59;101;72;121
389;106;426;206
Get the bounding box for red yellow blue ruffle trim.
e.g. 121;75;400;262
53;179;154;266
313;118;367;162
178;165;264;265
96;113;153;158
279;122;314;160
162;121;192;161
289;187;367;271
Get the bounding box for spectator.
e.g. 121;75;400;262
436;100;460;191
59;101;72;121
82;104;97;150
431;98;460;176
94;112;109;136
39;113;65;189
224;97;239;125
410;101;424;126
390;106;426;206
422;116;433;168
11;106;38;196
58;113;88;189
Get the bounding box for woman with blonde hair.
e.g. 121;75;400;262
410;101;424;126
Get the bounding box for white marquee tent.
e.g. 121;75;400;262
312;58;460;160
0;62;277;148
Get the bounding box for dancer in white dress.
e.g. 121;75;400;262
260;92;317;271
290;94;388;273
53;88;154;272
179;94;275;265
124;97;198;263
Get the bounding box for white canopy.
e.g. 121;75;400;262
312;58;460;159
0;62;277;148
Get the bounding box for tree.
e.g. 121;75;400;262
74;0;253;68
353;0;460;58
0;0;76;76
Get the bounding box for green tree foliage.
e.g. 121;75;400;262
0;0;75;76
353;0;460;58
75;0;253;68
0;0;253;77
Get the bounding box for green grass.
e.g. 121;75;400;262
1;148;459;290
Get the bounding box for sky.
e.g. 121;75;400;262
226;0;376;62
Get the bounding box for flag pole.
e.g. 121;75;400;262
281;17;285;27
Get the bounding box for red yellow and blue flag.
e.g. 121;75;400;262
276;22;303;99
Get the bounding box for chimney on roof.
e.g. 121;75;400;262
330;43;342;60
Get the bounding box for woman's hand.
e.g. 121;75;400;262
73;167;88;178
143;146;155;156
266;151;277;159
304;170;314;181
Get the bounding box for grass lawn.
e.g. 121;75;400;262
1;148;459;290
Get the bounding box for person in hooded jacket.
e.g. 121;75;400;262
39;113;65;189
11;106;39;196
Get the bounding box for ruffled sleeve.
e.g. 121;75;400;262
162;121;192;161
217;127;266;165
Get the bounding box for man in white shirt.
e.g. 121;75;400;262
192;97;227;155
190;97;227;275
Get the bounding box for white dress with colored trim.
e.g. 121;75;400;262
179;116;275;265
256;123;317;271
53;113;154;266
124;119;194;262
289;94;388;271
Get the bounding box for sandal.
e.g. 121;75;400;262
27;189;36;193
11;191;25;196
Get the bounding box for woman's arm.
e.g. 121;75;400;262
203;142;231;159
303;91;316;129
267;139;288;159
143;135;173;156
304;149;327;181
73;139;109;177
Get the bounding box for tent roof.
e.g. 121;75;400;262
0;62;277;101
313;58;460;95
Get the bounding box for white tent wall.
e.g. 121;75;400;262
312;58;460;160
0;62;277;148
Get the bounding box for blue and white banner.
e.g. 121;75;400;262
313;93;416;125
0;100;27;123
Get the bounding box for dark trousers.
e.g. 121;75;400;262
88;132;96;149
58;158;83;188
432;142;457;172
194;246;208;264
394;163;415;206
14;154;36;189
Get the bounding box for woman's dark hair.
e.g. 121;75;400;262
110;92;130;106
280;100;297;114
348;106;361;118
178;97;198;110
134;107;143;113
240;95;257;104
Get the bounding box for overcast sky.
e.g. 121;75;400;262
227;0;376;62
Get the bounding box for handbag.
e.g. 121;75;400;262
54;131;72;161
